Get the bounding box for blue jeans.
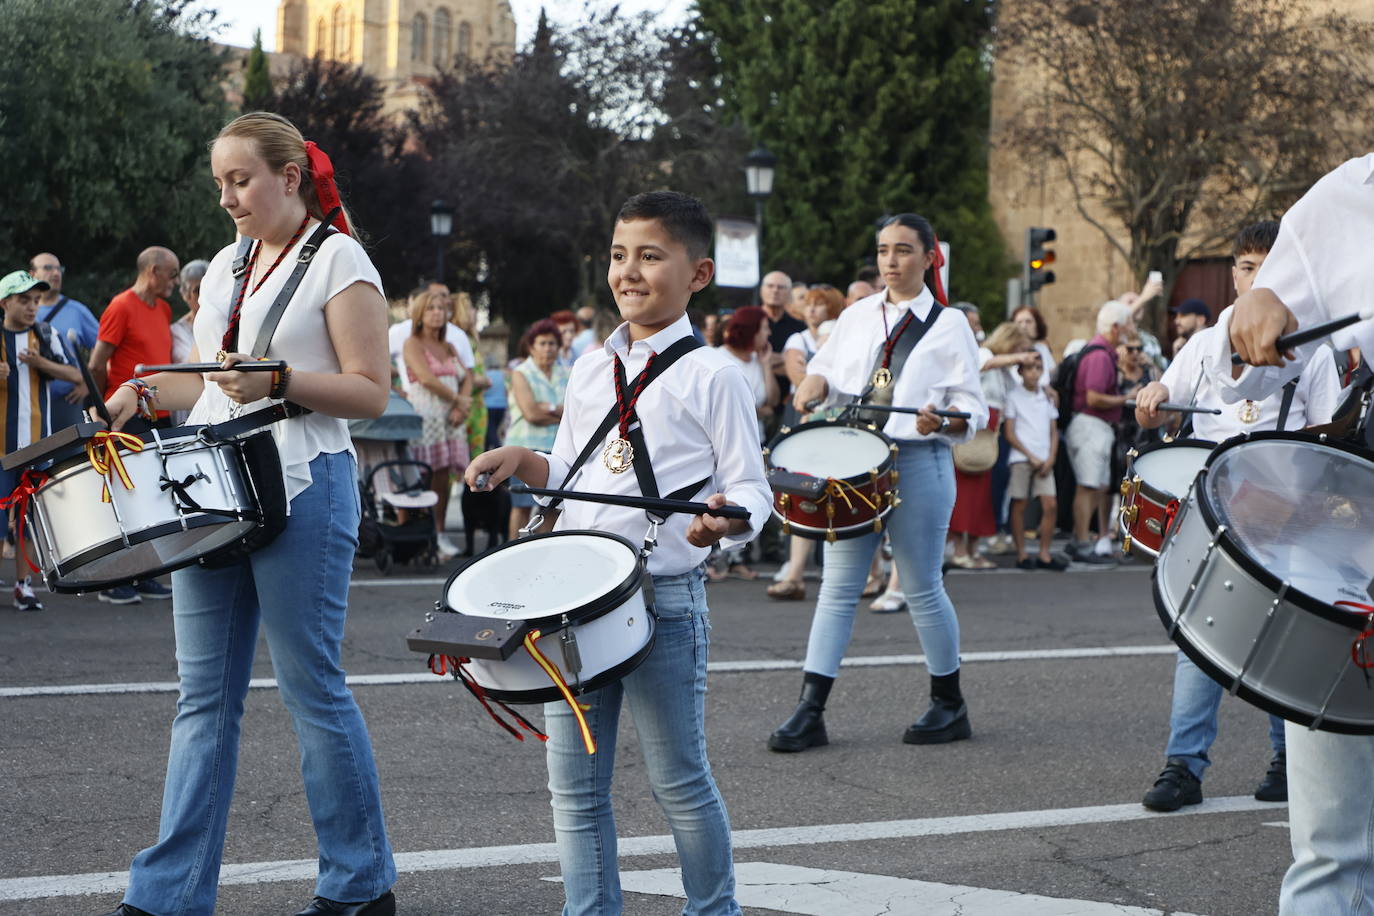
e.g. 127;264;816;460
1280;727;1374;914
124;451;396;915
544;568;740;916
1164;650;1285;781
803;440;961;678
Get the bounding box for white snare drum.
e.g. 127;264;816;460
1154;432;1374;733
415;531;654;703
25;426;266;593
1119;438;1214;558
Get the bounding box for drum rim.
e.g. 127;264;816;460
441;529;646;629
1191;432;1374;629
46;515;261;593
1151;571;1374;735
769;507;894;541
764;416;897;484
468;614;658;705
1129;436;1216;502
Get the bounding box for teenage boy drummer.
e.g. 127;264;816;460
466;191;771;916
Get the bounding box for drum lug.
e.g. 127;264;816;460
560;621;584;681
1121;533;1132;554
826;528;837;543
872;517;883;533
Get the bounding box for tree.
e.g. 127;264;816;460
694;0;1012;308
0;0;230;303
264;55;433;294
242;28;273;111
998;0;1374;333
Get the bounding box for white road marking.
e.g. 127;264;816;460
0;645;1176;698
350;577;447;587
0;796;1279;901
609;862;1204;916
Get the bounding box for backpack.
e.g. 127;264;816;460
1051;343;1105;429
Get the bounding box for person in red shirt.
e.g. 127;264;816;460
89;246;179;401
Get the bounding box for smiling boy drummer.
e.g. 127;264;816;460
466;191;770;916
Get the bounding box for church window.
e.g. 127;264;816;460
411;13;427;62
332;5;346;59
457;21;472;62
434;8;452;66
316;17;327;57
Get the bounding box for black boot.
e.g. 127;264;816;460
768;672;834;752
903;669;972;745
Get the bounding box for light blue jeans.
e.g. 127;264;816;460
544;568;740;916
803;440;961;678
124;451;396;915
1163;650;1285;780
1280;727;1374;914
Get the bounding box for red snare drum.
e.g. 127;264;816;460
1119;437;1214;558
765;418;898;541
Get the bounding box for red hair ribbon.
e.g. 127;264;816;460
930;230;948;306
303;141;350;236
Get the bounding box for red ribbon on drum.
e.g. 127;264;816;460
1334;601;1374;671
427;653;549;745
0;469;49;575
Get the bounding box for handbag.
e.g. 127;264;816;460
952;407;1000;474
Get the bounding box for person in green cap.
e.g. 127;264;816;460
0;269;82;610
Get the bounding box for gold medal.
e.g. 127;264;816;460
1237;400;1261;424
602;437;634;473
872;367;893;389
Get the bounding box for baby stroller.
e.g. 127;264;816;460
359;460;440;574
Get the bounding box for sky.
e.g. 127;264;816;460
202;0;692;51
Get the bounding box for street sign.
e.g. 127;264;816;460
715;218;760;288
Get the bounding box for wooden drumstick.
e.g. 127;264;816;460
509;483;750;520
69;330;113;427
1231;307;1374;365
135;360;287;374
1124;400;1222;415
851;404;972;419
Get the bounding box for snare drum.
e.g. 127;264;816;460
410;531;654;703
1154;431;1374;733
765;419;898;541
18;424;276;593
1119;438;1214;558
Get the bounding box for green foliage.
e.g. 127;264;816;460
0;0;231;307
694;0;1013;308
242;28;273;111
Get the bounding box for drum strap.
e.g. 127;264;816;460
1275;377;1299;430
857;303;944;420
548;335;708;515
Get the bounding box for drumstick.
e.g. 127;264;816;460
1231;307;1374;365
848;404;972;419
1124;400;1222;415
69;330;113;427
509;483;751;520
135;360;287;374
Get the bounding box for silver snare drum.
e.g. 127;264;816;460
1154;431;1374;734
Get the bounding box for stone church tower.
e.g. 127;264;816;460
275;0;516;113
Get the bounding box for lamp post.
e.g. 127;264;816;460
743;145;776;242
429;199;454;283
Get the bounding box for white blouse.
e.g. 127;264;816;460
189;225;385;505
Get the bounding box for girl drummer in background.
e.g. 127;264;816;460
95;112;396;916
768;212;988;754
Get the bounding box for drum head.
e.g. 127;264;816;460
1135;444;1211;497
1205;438;1374;607
771;424;891;480
445;531;641;622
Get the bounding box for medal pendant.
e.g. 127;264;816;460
872;367;893;389
1237;400;1261;424
602;437;634;473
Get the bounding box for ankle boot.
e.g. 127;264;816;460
768;672;834;752
902;669;972;745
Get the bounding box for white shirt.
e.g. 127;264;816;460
388;320;473;390
1162;317;1338;440
191;226;384;505
1218;154;1374;402
537;314;773;576
1003;384;1058;464
808;288;989;443
783;329;821;360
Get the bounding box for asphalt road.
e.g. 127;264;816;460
0;545;1294;915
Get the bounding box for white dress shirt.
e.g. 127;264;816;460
1216;154;1374;402
1161;316;1338;440
807;288;989;442
537;314;773;576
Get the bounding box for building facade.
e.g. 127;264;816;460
276;0;516;113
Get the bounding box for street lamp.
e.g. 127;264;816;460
743;145;776;238
430;199;454;283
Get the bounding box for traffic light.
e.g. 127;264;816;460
1025;227;1056;293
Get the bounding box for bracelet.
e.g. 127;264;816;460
119;378;158;420
269;365;293;400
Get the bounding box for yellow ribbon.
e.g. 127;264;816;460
85;431;145;502
523;629;597;755
825;477;880;514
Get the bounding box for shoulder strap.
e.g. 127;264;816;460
1276;376;1300;430
859;304;944;412
45;295;71;324
248;211;340;358
546;335;703;511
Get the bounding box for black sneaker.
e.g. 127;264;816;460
1142;757;1203;811
1068;541;1117;565
1016;557;1036;571
134;579;173;600
98;585;142;605
1254;751;1287;802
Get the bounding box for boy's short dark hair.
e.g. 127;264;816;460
855;264;881;285
616;191;712;260
1233;220;1280;260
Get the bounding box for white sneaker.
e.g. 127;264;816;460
1093;536;1114;556
869;590;907;613
436;534;460;559
13;576;42;611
